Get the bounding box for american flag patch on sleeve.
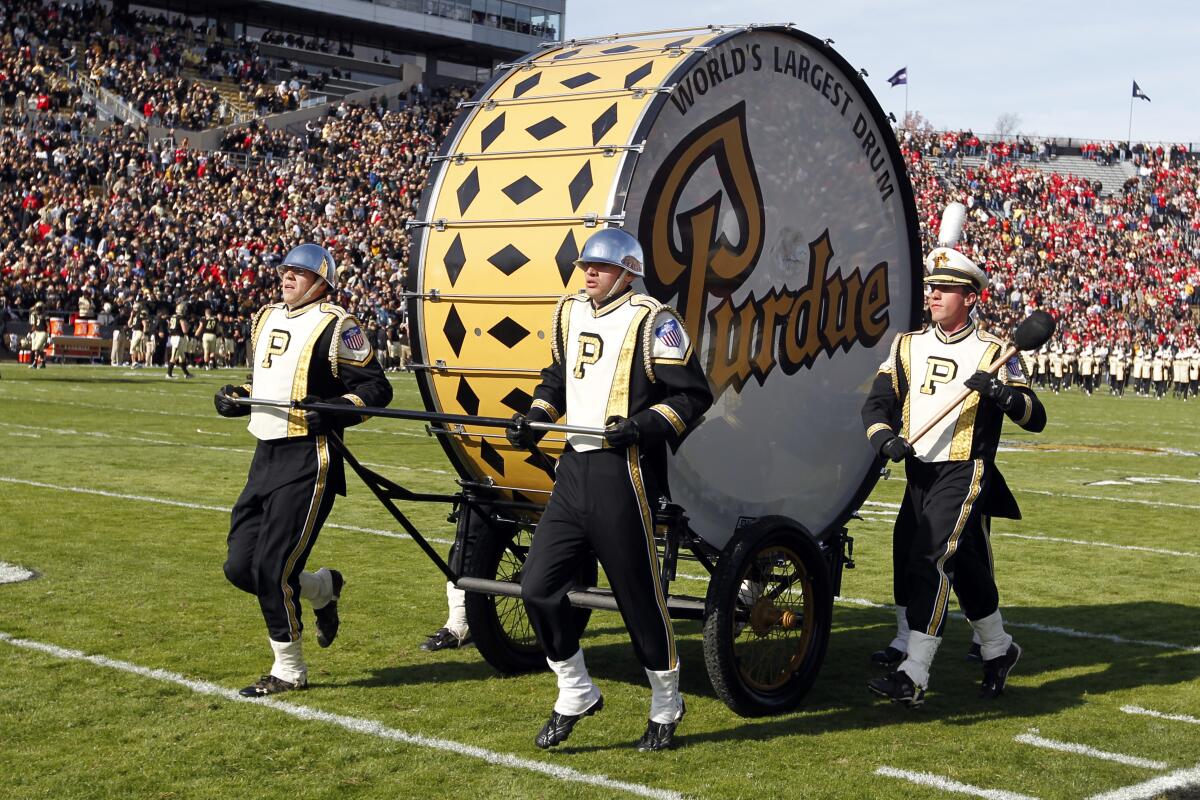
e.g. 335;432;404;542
1006;354;1025;379
342;325;366;351
655;318;683;348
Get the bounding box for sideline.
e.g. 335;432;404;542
0;632;685;800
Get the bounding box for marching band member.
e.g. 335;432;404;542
213;243;392;697
507;229;712;751
861;204;1046;707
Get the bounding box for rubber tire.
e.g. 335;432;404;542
464;527;597;674
702;516;833;717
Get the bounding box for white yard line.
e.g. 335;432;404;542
874;766;1038;800
0;632;685;800
1120;705;1200;725
992;532;1200;559
1084;764;1200;800
0;421;450;475
0;477;455;547
1013;729;1167;769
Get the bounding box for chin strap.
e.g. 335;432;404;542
602;276;633;302
288;280;328;309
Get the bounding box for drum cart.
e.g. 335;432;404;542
278;401;861;718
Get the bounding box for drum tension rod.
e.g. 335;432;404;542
406;212;621;230
429;143;645;165
458;84;674;109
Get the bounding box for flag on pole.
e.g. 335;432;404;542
1132;81;1151;102
887;67;907;87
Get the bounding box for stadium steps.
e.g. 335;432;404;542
180;68;256;118
950;154;1137;195
270;66;379;100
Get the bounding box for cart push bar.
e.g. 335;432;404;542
230;396;607;437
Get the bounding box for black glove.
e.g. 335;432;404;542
214;384;250;417
964;370;1017;411
880;436;914;463
301;395;352;435
604;415;641;448
505;413;537;449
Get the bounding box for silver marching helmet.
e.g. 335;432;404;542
279;243;338;290
573;228;645;277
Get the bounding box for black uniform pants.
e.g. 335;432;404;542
522;447;676;672
899;458;999;638
224;437;337;643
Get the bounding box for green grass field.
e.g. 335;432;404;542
1;365;1198;800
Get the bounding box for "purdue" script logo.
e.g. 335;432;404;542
639;102;892;397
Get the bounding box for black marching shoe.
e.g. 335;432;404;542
535;695;604;749
239;674;307;698
636;700;685;752
965;642;983;662
980;642;1021;698
419;627;472;651
867;670;925;707
314;570;344;648
870;645;905;667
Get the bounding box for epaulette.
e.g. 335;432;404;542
632;294;668;382
249;304;277;354
320;302;352;378
550;291;586;365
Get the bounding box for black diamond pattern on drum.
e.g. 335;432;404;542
488;244;529;276
552;48;580;60
561;71;599;89
443;305;466;357
524;452;556;472
568;161;592;211
456;166;480;215
602;44;637;54
502;175;542;204
591;103;617;145
443;233;466;286
624;61;653;88
500;387;533;414
480;112;505;151
479;438;505;476
555;229;578;286
455;377;479;416
489;317;530;348
526;116;566;140
663;36;692;49
512;72;541;98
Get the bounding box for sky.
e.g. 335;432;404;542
563;1;1200;145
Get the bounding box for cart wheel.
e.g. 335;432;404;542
702;516;833;716
464;527;596;674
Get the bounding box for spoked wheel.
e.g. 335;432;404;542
464;527;596;673
703;516;833;716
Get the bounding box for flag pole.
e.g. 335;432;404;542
1127;91;1134;145
905;81;909;126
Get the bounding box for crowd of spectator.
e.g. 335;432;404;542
1;1;1197;378
899;129;1200;359
1;83;466;367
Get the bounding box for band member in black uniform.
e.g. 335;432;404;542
213;243;393;697
861;210;1046;708
506;229;712;752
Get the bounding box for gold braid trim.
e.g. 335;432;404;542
550;293;580;365
631;295;666;382
323;303;350;379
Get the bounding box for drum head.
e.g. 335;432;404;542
410;26;921;542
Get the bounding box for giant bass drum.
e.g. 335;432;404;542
407;23;921;549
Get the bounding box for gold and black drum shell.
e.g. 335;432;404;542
409;25;922;546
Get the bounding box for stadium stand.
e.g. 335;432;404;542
0;2;1195;393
